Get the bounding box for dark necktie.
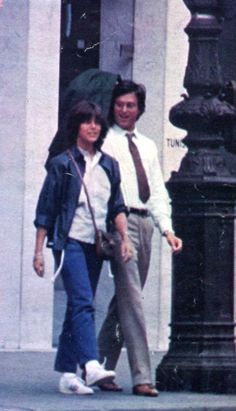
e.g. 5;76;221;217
126;133;150;203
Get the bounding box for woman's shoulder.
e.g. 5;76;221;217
99;150;121;181
100;150;119;168
46;150;71;171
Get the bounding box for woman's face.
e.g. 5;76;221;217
77;116;101;151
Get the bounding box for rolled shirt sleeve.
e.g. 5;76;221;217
147;142;174;234
107;158;128;222
34;161;62;231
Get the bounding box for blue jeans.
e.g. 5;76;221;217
54;238;103;373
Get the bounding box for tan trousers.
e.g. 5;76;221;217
98;213;154;385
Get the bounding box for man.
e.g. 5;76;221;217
98;80;182;396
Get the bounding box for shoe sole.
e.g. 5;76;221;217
133;391;159;397
59;387;94;395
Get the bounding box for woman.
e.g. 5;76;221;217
33;101;132;395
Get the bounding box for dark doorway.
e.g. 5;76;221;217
59;0;101;119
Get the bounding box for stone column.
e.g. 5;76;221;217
0;0;61;349
20;0;61;349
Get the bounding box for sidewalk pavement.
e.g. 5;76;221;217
1;350;236;411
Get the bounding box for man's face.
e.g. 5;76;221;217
113;92;140;131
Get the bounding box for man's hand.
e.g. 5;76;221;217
33;252;45;277
114;212;133;262
164;231;182;254
120;235;133;262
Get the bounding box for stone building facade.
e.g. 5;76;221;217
0;0;191;351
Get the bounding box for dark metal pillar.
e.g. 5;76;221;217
156;0;236;393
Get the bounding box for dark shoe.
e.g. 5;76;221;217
98;381;123;391
133;383;159;397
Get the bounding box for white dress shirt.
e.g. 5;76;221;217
102;124;173;234
69;149;111;243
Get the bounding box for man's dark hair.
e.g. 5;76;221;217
66;100;108;150
108;79;146;125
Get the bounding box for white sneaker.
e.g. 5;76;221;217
59;373;94;395
85;360;116;387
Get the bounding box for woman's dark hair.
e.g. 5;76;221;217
108;80;146;125
66;100;108;150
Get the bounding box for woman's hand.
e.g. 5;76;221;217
120;235;133;262
33;228;47;277
164;231;183;254
33;252;45;277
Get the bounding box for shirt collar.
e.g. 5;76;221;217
79;146;102;162
70;144;110;171
112;124;139;138
70;145;101;162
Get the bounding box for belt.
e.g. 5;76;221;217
128;207;149;217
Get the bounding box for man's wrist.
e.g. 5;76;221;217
121;231;129;240
163;230;173;237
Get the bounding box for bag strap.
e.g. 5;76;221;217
67;149;99;235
